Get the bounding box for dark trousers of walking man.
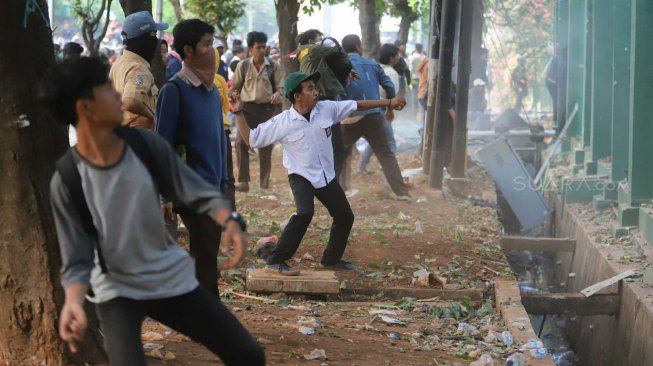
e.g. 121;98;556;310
235;103;276;189
267;175;354;265
341;113;409;197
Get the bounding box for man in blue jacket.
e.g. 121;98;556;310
156;19;230;296
340;34;410;200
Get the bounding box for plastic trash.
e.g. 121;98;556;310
303;348;327;361
483;330;498;343
531;347;548;359
457;322;477;332
143;342;164;350
387;332;400;340
298;326;315;335
505;352;526;366
470;354;494;366
369;309;397;316
552;350;576;366
379;316;406;325
501;330;514;346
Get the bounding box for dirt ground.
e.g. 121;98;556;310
144;144;516;366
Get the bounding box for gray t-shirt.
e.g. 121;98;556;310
50;130;230;303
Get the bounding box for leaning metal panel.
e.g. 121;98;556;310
477;137;549;232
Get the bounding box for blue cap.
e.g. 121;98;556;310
122;11;168;39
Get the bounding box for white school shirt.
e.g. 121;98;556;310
249;100;357;188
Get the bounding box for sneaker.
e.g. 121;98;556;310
393;193;412;201
321;260;357;271
265;262;300;276
357;167;374;176
235;182;249;192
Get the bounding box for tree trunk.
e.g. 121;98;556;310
398;14;413;43
470;0;485;81
0;1;105;364
276;0;301;76
119;0;152;14
169;0;184;22
358;0;382;59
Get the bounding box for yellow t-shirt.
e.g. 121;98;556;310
213;73;229;128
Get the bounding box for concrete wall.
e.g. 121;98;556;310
553;198;653;366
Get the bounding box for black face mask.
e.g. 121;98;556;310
125;33;159;62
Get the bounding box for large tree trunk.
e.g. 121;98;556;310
398;14;412;43
118;0;152;14
393;0;418;43
0;1;105;364
358;0;382;59
169;0;184;22
276;0;301;76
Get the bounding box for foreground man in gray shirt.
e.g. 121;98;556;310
47;57;264;365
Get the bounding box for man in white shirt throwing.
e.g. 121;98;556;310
232;71;406;275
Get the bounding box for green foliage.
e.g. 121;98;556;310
485;0;555;109
301;0;346;16
184;0;246;34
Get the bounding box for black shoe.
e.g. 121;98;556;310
265;262;300;276
321;260;357;271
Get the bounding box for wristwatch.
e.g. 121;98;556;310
224;211;247;232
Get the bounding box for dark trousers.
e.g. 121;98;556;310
225;128;236;210
341;113;409;196
179;212;221;296
267;175;354;265
235;102;276;188
96;286;265;366
332;122;345;180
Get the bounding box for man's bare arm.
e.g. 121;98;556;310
356;96;406;111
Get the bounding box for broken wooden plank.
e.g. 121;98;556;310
246;269;340;295
581;269;635;297
341;287;484;301
521;292;621;316
501;235;576;252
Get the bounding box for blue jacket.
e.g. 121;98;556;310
344;53;396;116
156;75;228;193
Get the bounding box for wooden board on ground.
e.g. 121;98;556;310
581;269;635;297
521;292;621;316
246;268;340;295
501;236;576;252
341;287;484;301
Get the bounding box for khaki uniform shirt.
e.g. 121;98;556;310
231;57;284;104
109;50;158;127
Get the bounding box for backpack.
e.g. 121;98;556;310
55;127;173;274
241;57;276;92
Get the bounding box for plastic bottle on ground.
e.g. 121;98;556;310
501;330;514;346
505;352;526;366
470;353;494;366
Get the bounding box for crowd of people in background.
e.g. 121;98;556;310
46;9;503;365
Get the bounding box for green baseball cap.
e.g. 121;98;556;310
284;71;321;98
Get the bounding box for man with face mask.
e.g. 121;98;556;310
109;11;167;130
156;19;231;297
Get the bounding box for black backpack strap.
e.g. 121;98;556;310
55;149;109;273
114;127;178;209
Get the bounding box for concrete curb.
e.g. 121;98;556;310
495;279;555;365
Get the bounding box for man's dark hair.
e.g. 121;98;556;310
394;39;406;47
415;43;423;53
379;44;400;65
172;19;215;60
296;29;323;45
232;39;243;48
341;34;361;53
229;59;240;72
232;45;245;56
63;42;84;56
247;31;268;47
161;39;168;47
42;57;109;126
